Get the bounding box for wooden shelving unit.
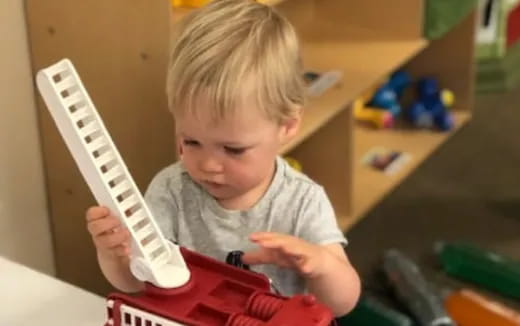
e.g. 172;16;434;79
275;0;476;230
26;0;476;294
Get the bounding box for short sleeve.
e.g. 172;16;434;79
144;171;179;243
295;185;347;246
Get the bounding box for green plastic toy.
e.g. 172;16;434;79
436;242;520;300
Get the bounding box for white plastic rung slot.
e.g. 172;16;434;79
102;166;123;183
120;194;138;212
95;151;116;168
71;107;90;122
110;180;131;198
154;250;170;264
63;92;84;108
79;122;100;138
126;211;146;227
86;137;108;152
146;240;164;257
55;76;76;93
37;59;190;289
135;224;154;240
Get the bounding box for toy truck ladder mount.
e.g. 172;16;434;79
36;58;190;289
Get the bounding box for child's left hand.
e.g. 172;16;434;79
242;232;327;279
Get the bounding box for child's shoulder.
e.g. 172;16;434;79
276;157;322;195
146;161;192;194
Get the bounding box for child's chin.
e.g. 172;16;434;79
203;184;230;197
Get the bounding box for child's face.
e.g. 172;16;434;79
175;96;299;204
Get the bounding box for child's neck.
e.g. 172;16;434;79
217;161;276;211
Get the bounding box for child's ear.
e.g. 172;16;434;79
279;108;302;141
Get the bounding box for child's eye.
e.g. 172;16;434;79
224;146;246;155
183;139;200;147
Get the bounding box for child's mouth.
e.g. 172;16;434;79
203;180;224;189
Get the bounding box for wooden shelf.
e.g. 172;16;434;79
281;38;427;153
336;110;472;231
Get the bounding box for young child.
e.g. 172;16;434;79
86;0;360;316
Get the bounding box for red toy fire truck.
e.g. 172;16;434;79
37;58;336;326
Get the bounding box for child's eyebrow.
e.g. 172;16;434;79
179;133;195;139
218;141;254;148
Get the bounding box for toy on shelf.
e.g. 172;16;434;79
354;70;456;132
445;288;520;326
304;70;343;98
383;249;455;326
284;156;303;172
406;78;455;131
171;0;209;8
37;59;336;326
368;70;412;118
477;0;520;60
353;92;395;129
436;242;520;300
361;147;411;176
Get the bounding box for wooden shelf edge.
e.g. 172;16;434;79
338;110;472;232
282;39;428;154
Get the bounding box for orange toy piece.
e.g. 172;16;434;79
353;83;394;129
171;0;209;8
353;98;394;129
445;289;520;326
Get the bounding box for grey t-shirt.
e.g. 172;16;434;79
144;156;347;295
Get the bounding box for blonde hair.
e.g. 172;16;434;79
167;0;305;124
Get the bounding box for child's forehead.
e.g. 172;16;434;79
177;108;272;130
177;89;272;125
176;108;278;141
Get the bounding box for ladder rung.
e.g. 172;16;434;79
135;224;155;241
102;166;123;183
110;180;131;198
79;121;99;138
119;194;138;212
145;240;164;257
126;210;146;226
55;76;76;93
86;137;108;153
95;151;115;168
47;61;71;78
63;92;84;108
152;250;170;264
71;107;90;123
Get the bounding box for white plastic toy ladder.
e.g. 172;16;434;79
36;59;190;289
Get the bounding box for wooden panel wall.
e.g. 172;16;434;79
26;0;173;295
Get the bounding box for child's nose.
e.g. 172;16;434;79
199;156;223;174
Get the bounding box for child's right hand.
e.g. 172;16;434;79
86;206;131;258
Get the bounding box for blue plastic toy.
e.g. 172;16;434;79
369;71;412;117
407;78;455;131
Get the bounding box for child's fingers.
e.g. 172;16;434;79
241;249;272;265
95;228;130;249
86;206;110;222
87;215;122;237
254;237;302;257
113;243;131;257
249;231;282;242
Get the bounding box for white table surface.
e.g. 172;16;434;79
0;256;106;326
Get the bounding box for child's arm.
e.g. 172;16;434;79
86;206;145;293
305;243;361;316
242;232;361;317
